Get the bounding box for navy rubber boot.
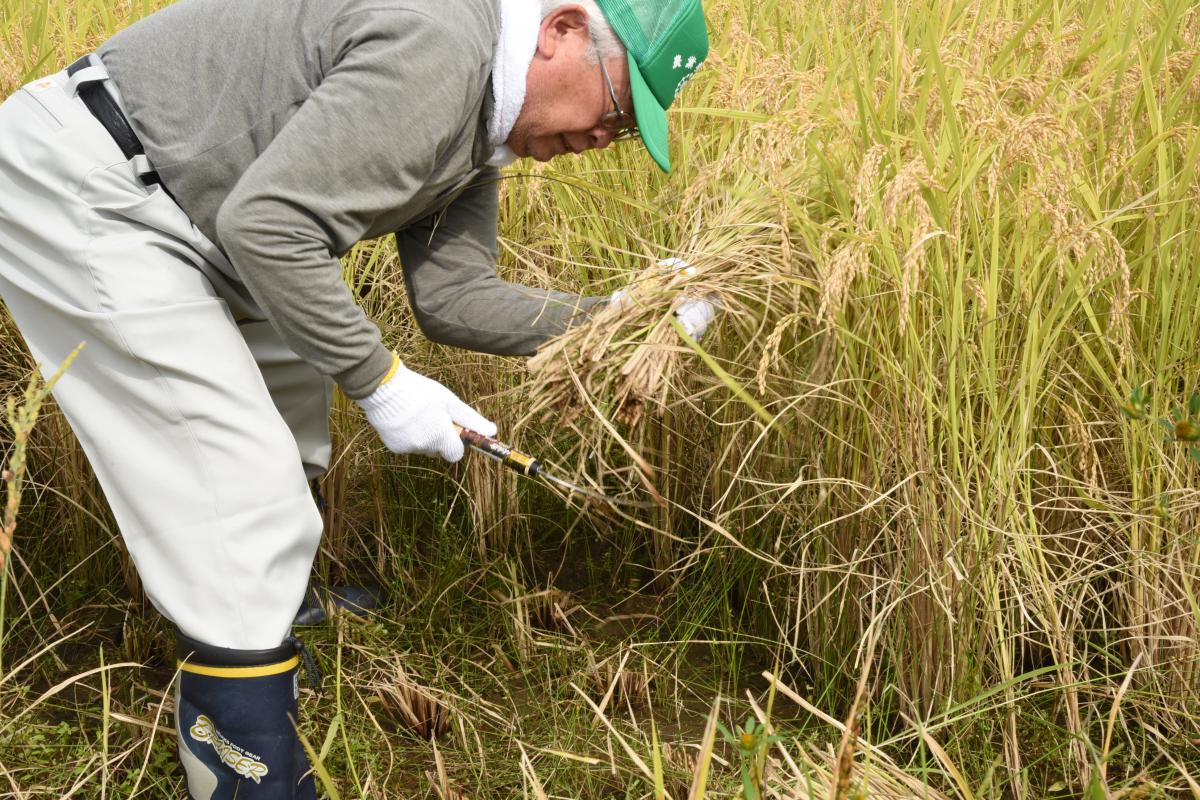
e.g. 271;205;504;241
293;583;383;626
296;480;385;627
175;632;319;799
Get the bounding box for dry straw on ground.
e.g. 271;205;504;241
582;647;653;710
365;656;453;740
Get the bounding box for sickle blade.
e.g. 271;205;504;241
538;470;658;509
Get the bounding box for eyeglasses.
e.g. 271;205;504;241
596;54;639;141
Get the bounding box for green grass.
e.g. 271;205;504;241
2;0;1200;796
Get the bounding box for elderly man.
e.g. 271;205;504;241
0;0;708;795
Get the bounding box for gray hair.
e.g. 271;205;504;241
540;0;625;63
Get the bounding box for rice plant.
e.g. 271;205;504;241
1;0;1198;796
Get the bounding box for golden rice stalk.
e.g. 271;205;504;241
2;345;83;573
1060;397;1104;494
817;238;870;328
963;277;988;317
882;159;942;334
756;312;804;394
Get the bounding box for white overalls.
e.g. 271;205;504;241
0;60;331;650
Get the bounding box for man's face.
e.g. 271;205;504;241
506;6;635;163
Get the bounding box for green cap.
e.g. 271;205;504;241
594;0;709;173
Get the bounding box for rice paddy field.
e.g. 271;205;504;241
2;0;1199;796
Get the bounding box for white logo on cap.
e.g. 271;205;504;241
670;53;705;97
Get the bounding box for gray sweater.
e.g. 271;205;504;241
98;0;604;398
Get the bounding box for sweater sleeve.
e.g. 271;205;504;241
214;11;482;399
396;167;607;356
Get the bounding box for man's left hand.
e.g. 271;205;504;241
674;295;718;340
658;257;720;340
607;257;722;340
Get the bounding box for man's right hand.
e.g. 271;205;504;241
356;355;496;462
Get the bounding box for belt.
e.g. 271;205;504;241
67;55;162;188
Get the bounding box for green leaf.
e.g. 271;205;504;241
741;765;759;800
671;317;776;428
1190;392;1200;416
650;719;666;800
1189;447;1200;465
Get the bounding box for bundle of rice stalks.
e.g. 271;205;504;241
661;740;700;773
365;656;452;740
525;187;799;430
524;586;578;632
492;583;580;664
528;263;696;428
583;647;654;709
659;741;702;798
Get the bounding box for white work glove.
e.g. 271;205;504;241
356;355;496;462
674;296;718;339
608;258;720;340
